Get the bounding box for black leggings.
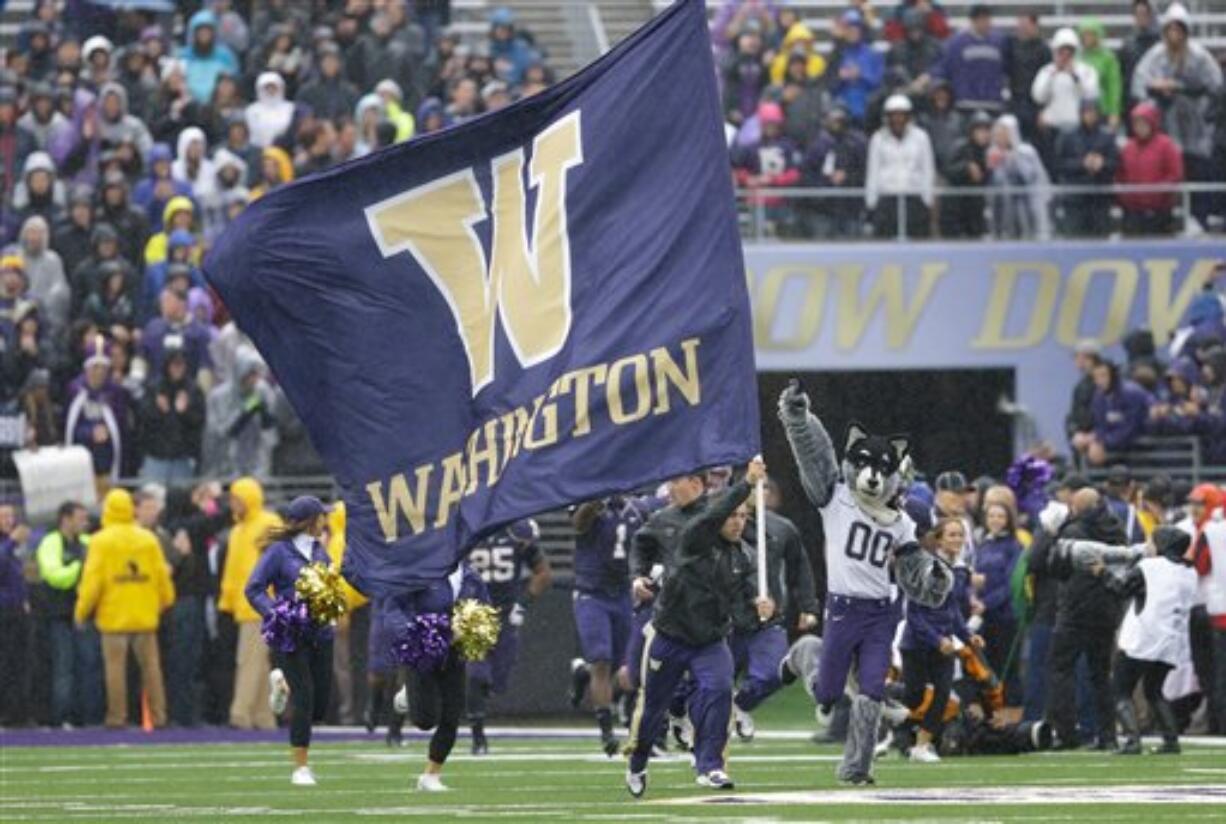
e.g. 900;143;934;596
902;647;954;735
1113;653;1172;705
277;638;333;749
407;651;466;765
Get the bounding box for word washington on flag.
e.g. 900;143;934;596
204;0;759;597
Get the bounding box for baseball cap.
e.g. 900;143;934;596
935;471;968;493
285;495;330;522
1057;474;1091;493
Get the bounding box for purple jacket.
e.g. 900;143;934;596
973;534;1021;618
0;535;26;610
64;378;130;478
935;29;1008;109
1091;379;1152;451
902;563;971;650
245;537;336;642
140;317;214;378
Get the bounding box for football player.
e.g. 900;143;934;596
464;519;552;754
570;494;659;755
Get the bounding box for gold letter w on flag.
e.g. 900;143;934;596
366;111;584;395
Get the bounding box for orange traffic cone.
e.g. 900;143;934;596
140;690;154;733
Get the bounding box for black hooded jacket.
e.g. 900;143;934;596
1042;504;1128;629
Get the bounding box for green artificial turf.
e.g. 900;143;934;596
3;686;1224;823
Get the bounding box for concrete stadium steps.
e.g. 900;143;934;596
501;0;588;79
594;0;656;50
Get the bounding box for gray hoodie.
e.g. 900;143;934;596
1131;39;1223;158
96;82;153;156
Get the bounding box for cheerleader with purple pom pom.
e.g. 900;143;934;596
245;496;338;787
389;563;491;793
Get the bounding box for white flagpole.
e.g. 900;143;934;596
755;457;767;609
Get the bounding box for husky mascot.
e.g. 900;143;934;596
778;380;952;784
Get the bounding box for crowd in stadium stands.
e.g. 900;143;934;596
0;0;555;488
718;0;1225;238
1067;272;1226;466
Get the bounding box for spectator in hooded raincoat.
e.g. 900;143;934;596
1055;99;1118;238
1072;359;1153;465
1078;20;1122;127
831;10;884;124
487;7;539;87
132;142;194;232
1116;101;1184;236
1131;2;1222;227
179;9;240;104
769;21;827;88
986;114;1050;240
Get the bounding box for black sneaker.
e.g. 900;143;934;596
602;734;620;758
839;772;876;786
1115;739;1142;755
471;727;489;756
1151;740;1181;755
569;659;591;709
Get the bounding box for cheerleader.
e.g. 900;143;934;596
392;564;490;792
245;496;335;786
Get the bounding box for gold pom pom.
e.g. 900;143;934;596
451;599;501;662
295;563;349;625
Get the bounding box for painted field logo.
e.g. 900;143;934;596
366;110;584;395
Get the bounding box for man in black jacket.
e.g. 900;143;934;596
940;110;992;238
1056;100;1119;237
138;345;205;484
626;460;768;798
1034;488;1127;749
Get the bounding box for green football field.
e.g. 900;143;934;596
4;688;1225;823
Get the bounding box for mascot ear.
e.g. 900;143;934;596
889;435;910;464
845;421;869;454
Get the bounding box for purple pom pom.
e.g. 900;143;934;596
391;612;452;671
1005;455;1054;522
262;595;312;654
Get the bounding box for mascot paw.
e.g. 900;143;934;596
778;379;810;418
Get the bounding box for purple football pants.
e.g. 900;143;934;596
814;594;896;705
628;624;732;776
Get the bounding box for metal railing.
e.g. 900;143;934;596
1073;435;1226;486
733;182;1226;242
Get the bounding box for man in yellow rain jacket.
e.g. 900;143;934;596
74;489;175;728
769;22;827;86
219;476;281;729
327;502;369;724
144;196;200;268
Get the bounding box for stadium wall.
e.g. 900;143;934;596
744;239;1221;450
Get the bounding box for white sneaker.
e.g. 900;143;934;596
393;685;408;715
733;706;755;741
669;713;694;751
291;766;316;786
874;728;894;760
416;773;449;793
695;769;735;789
815;704;834;733
881;699;911;725
269;669;290;716
909;743;941;763
625;768;647;798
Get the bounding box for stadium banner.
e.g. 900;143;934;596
204;0;759;595
745;239;1220;448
